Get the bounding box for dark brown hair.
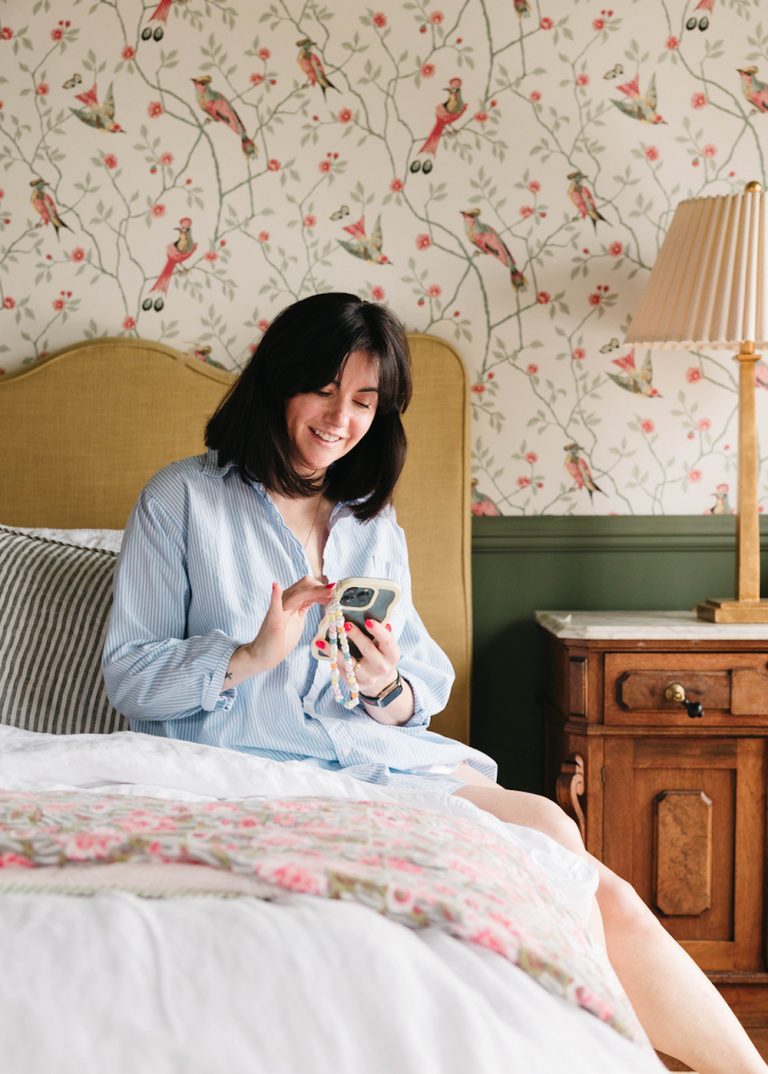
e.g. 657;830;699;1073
205;292;412;520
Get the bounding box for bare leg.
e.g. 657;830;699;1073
453;778;767;1074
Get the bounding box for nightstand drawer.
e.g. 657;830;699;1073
604;652;768;726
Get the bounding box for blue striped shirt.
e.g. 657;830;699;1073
102;450;497;785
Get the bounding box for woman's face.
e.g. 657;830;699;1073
284;349;379;479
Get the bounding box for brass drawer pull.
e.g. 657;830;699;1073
665;682;704;719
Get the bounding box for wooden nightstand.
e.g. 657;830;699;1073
537;610;768;1021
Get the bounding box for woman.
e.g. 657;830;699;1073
103;293;765;1074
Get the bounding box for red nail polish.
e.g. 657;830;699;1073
343;621;353;632
365;619;374;629
315;639;326;649
385;623;392;632
326;582;336;589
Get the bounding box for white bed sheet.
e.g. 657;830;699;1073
0;727;664;1074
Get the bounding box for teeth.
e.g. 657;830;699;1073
312;428;341;443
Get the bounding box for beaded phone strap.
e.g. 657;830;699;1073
326;593;360;709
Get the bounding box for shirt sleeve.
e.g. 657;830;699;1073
385;515;455;729
102;483;240;722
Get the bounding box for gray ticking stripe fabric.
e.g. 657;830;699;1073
0;527;128;734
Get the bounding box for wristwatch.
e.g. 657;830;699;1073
360;672;404;708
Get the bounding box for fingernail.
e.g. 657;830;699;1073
365;619;374;629
326;582;336;589
385;623;392;632
315;639;326;649
343;621;353;632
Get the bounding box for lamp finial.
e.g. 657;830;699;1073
745;180;762;193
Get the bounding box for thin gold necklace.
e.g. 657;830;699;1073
302;494;324;549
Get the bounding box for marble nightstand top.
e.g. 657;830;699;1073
535;609;768;640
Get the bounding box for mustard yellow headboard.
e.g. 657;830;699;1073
0;334;471;741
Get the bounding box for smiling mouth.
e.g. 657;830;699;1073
311;427;343;444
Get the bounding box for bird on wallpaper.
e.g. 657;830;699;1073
185;342;226;369
191;76;257;157
709;482;731;515
736;67;768;113
563;444;604;501
567;171;607;230
296;39;338;99
69;83;124;132
460;209;528;291
410;78;467;174
611;73;665;124
471;479;501;516
607;349;661;397
337;215;391;264
29;179;72;238
142;217;198;312
514;0;530;16
686;0;714;31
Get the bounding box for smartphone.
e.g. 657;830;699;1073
312;577;401;660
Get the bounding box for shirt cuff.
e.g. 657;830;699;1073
201;635;241;712
400;676;430;728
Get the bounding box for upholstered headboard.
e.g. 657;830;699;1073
0;334;471;741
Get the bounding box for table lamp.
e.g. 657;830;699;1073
625;180;768;622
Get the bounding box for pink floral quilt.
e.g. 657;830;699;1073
0;790;644;1044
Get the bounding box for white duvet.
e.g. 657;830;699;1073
0;727;664;1074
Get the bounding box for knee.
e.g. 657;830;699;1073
518;795;585;856
597;869;654;932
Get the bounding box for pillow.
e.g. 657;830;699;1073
0;526;128;734
12;527;123;553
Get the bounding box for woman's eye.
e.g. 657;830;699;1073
355;400;372;409
315;389;333;398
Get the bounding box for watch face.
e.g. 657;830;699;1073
377;681;403;707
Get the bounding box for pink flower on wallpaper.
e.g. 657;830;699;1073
421;64;435;78
691;92;707;109
520;205;534;217
576;74;589;87
588;293;601;305
3;296;15;309
572;347;586;360
609;241;623;256
53;298;65;310
304;214;316;227
416;233;431;249
529;90;541;102
204;250;218;261
258;231;270;242
319;160;331;173
373;13;387;27
525;451;538;463
250;73;264;85
686;367;702;383
338;108;353;123
51;28;63;41
474;111;489;123
160;152;173;166
371;285;385;300
122;45;135;60
1;28;14;40
666;36;679;49
640;419;655;434
703;144;716;157
103;154;118;169
148;101;163;118
537;291;551;304
471;383;486;394
540;17;554;30
428;284;442;297
593;18;605;30
390;178;404;192
151;203;166;217
268;159;281;171
689;469;702;482
517;476;532;487
37;83;49;96
70;247;86;262
123;316;136;330
258;47;271;60
528;180;541;193
698;418;711;430
527;363;538;375
429;10;445;23
645;146;659;162
258;318;270;331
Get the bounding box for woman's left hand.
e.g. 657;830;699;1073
342;618;400;698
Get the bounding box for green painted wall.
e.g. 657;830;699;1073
470;516;768;795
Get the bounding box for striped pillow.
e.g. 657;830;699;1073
0;527;128;734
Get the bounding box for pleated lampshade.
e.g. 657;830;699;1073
625;182;768;349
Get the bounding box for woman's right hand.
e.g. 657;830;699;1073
224;577;334;688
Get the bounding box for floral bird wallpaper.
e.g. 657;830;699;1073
1;0;767;516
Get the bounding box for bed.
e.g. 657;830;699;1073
0;336;664;1073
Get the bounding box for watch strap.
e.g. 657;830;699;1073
360;672;403;708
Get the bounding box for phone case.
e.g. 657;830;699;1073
312;577;401;660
